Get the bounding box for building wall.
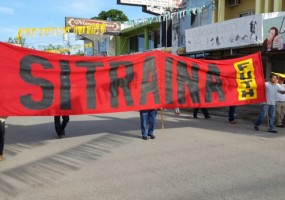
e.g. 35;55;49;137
214;0;284;22
225;0;255;19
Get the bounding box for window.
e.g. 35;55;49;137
129;29;160;53
149;30;160;49
129;34;145;53
191;9;210;28
239;10;255;17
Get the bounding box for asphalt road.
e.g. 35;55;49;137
1;110;285;200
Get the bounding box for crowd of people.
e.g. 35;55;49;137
1;73;285;161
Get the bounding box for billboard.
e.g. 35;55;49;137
262;15;285;51
65;17;121;35
117;0;185;9
185;15;262;52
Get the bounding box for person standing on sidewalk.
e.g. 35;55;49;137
0;116;7;161
254;74;282;133
54;116;70;138
276;76;285;127
139;109;157;140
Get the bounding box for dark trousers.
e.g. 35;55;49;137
229;106;236;122
0;121;5;155
54;116;69;135
193;108;209;118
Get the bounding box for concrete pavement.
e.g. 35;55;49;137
1;110;285;200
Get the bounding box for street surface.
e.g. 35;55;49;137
0;110;285;200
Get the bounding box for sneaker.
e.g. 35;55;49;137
254;125;259;131
268;129;278;133
205;116;211;119
148;134;155;139
229;120;237;124
142;136;148;140
0;155;4;161
57;134;63;139
276;125;284;128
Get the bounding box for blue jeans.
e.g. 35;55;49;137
254;104;275;130
140;109;157;137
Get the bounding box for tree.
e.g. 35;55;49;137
91;9;129;22
7;36;26;46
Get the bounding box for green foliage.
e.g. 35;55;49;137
91;9;129;22
7;37;26;46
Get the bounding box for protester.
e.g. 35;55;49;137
193;108;211;119
54;116;70;138
276;76;285;127
254;74;283;133
229;106;237;124
139;109;157;140
0;117;7;161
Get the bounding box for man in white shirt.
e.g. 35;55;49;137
276;76;285;127
254;74;280;133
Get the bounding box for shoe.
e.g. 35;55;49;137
268;129;278;133
174;111;180;115
193;116;198;119
57;134;63;139
0;155;4;161
148;134;155;139
229;120;237;124
254;125;259;131
276;125;284;128
205;116;211;119
142;136;148;140
62;130;65;136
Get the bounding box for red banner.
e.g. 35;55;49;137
0;42;265;116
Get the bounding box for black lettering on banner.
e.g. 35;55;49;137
140;56;160;105
205;64;224;102
76;61;104;109
20;55;54;109
234;59;257;100
109;61;134;107
165;57;173;104
59;60;71;110
177;61;199;104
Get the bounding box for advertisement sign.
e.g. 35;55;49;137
65;17;121;35
185;15;262;52
262;15;285;51
117;0;187;9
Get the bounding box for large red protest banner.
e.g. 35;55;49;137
0;42;265;116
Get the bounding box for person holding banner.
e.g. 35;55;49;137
229;106;237;124
0;117;7;161
174;108;180;115
276;76;285;127
54;116;70;138
139;109;157;140
193;108;211;119
254;74;281;133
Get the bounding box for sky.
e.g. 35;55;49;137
0;0;152;49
